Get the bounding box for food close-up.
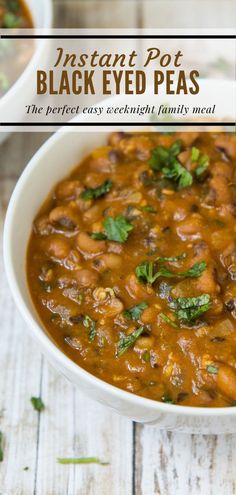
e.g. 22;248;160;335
27;131;236;408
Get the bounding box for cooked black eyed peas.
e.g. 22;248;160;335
28;132;236;407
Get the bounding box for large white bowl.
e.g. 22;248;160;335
4;85;236;434
0;0;53;144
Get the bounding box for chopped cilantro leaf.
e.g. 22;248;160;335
207;364;218;374
81;179;112;200
162;161;193;189
169;294;211;322
159;312;178;328
161;395;174;404
57;457;109;465
142;350;150;362
140;205;157;213
149;141;193;190
83;315;96;341
124;302;148;320
195;154;209;177
90;232;107;240
0;431;3;462
136;260;206;285
149;140;182;171
191;146;200;162
103;216;133;243
30;397;45;412
117;327;144;357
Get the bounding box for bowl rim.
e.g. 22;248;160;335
0;0;53;108
3;90;236;418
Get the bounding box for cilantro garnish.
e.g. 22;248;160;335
169;294;211;322
195;154;209;177
149;140;182;171
80;179;112;200
207;364;218;374
161;395;174;404
149;140;193;190
191;147;200;162
30;397;45;412
117;327;144;357
90;232;107;240
103;216;133;243
136;260;206;285
83;315;96;341
124;302;148;321
191;147;209;177
159;312;178;328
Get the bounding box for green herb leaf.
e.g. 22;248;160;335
117;327;144;357
135;261;157;285
90;232;107;240
3;12;23;28
195;154;209;177
57;457;109;465
81;179;112;200
83;315;96;342
0;431;4;462
103;216;133;243
149;140;195;190
163;161;193;189
30;397;45;412
191;146;200;162
140;205;157;213
179;261;207;278
169;294;211;322
149;140;182;171
159;312;178;328
124;302;148;321
142;350;150;362
156;253;187;263
136;260;206;285
207;364;218;374
161;395;174;404
0;72;9;92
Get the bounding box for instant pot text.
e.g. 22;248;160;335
36;47;200;96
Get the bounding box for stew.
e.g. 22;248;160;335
27;131;236;407
0;0;33;96
0;0;32;28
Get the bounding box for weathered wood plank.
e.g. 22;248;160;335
141;0;236;29
53;0;139;29
0;180;42;495
134;424;236;495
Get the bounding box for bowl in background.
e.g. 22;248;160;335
0;0;53;144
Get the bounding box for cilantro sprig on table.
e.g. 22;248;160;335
91;215;133;243
80;179;112;200
30;397;45;412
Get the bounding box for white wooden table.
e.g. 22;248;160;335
0;2;236;494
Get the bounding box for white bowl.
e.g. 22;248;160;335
0;0;53;144
4;85;236;434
